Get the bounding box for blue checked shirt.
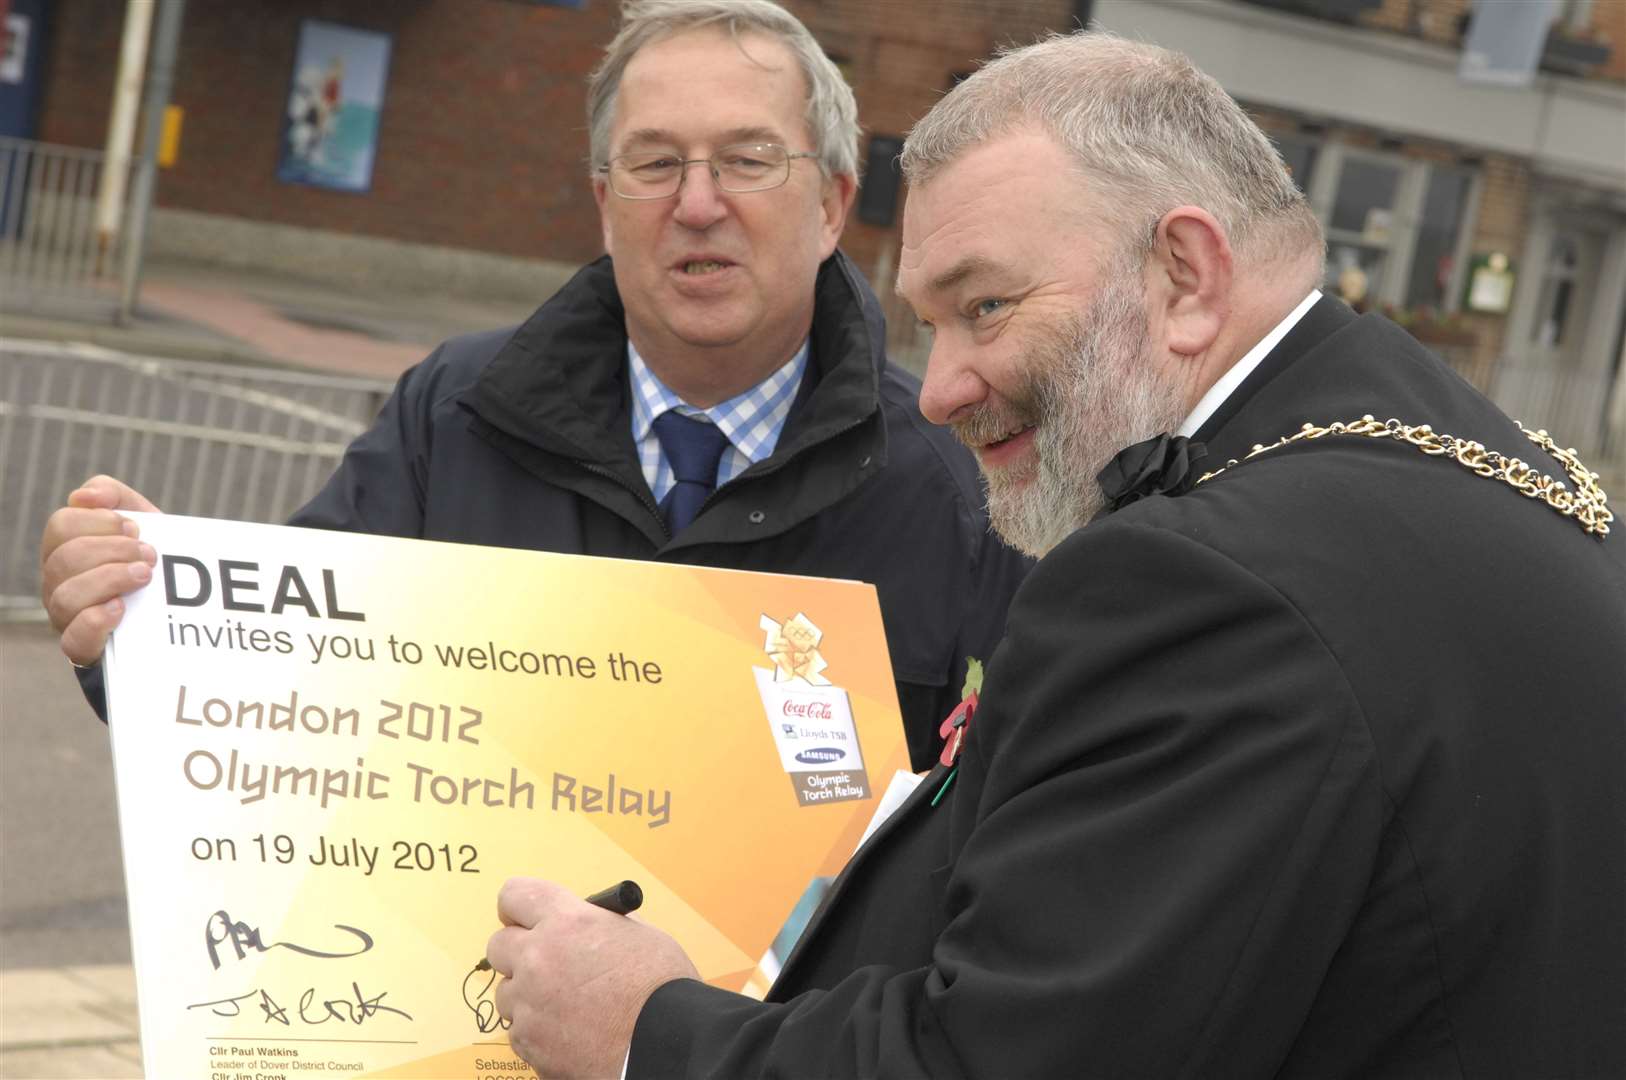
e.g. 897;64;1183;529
629;339;809;505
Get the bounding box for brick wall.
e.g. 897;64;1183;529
41;0;618;265
787;0;1073;298
40;0;1599;308
1588;0;1626;83
1356;0;1624;84
1459;154;1531;372
1357;0;1413;35
38;0;1074;278
1357;0;1469;44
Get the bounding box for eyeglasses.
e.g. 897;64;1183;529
600;143;820;199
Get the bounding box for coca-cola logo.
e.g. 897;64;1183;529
781;700;833;720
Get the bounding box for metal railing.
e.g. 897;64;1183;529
1486;361;1625;481
0;137;129;301
0;339;392;616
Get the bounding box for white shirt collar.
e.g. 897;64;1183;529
1177;290;1322;437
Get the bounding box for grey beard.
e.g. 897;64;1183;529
977;285;1188;558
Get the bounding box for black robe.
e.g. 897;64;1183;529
630;297;1626;1079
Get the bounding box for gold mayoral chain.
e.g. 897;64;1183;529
1195;415;1614;540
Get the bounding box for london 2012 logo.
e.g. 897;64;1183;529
753;613;870;807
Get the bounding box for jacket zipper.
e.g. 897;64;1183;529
579;460;673;542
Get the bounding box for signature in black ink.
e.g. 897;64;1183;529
462;963;510;1033
186;982;412;1026
205;909;374;970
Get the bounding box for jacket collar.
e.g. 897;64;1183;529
463;251;888;474
1194;294;1357;464
1192;296;1541;487
1091;296;1359;519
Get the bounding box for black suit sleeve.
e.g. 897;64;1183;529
630;520;1387;1078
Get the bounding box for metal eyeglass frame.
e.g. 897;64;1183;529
598;142;821;199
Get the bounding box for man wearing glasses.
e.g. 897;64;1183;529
40;0;1031;772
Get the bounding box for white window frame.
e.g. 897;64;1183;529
1306;141;1480;312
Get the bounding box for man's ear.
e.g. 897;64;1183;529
818;172;858;259
594;176;615;257
1151;206;1233;357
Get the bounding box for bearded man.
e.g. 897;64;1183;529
484;31;1625;1078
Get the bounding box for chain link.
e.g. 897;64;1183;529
1195;415;1613;539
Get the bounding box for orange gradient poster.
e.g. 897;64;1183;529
102;514;907;1079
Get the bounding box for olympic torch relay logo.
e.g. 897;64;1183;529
754;613;870;807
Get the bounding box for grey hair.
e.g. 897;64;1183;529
901;32;1322;269
587;0;861;180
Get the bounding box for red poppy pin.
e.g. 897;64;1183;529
939;657;983;768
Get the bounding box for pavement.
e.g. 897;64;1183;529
0;263;550;1079
2;618;139;1080
0;257;548;380
0;967;141;1079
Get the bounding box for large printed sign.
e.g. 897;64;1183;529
103;514;907;1079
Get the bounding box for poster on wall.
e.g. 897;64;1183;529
1;15;31;85
276;20;392;194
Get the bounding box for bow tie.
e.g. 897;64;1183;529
1096;433;1208;513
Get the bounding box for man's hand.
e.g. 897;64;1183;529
487;878;700;1078
40;476;160;667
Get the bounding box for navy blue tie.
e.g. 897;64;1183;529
653;411;730;533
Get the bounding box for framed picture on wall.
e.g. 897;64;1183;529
276;19;392;194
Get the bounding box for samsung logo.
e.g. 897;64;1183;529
795;747;845;765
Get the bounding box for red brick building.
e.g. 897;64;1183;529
24;0;1075;294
